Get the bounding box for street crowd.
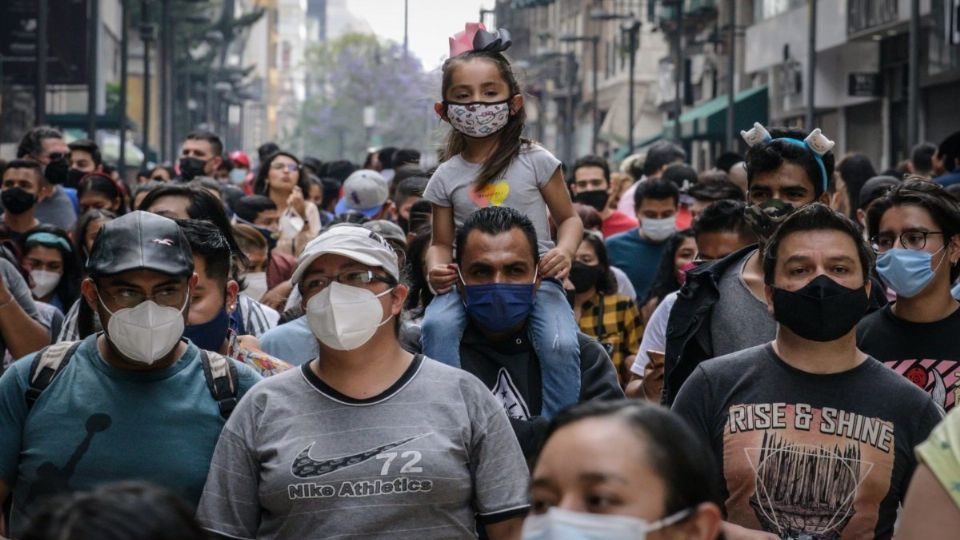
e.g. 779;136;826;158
2;21;960;540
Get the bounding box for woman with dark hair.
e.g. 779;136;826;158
567;232;643;385
402;228;435;327
61;210;118;341
72;209;116;274
146;164;175;182
59;210;123;341
525;399;722;539
837;153;877;218
642;229;697;321
22;481;209;540
252;151;320;256
77;172;127;215
21;226;81;311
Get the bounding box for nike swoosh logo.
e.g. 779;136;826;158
291;434;428;479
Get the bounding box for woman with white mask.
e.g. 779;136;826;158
524;400;723;540
197;225;530;540
21;226;82;312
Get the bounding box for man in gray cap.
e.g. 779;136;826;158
0;211;261;537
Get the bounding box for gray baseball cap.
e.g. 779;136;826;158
291;225;400;285
86;211;194;278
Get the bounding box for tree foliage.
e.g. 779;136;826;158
291;33;442;163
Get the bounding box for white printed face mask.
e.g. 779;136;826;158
100;296;187;365
306;282;394;351
642;216;676;242
444;99;511;138
30;269;61;299
522;507;691;540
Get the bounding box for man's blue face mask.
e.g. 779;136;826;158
459;268;538;333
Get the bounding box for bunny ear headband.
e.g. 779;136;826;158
449;22;512;57
740;122;835;192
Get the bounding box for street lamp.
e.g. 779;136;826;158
590;11;641;154
558;33;600;154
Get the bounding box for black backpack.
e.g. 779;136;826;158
23;341;239;419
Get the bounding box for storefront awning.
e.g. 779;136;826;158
661;85;768;141
510;0;554;8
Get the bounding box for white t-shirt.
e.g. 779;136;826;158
611;266;637;299
423;143;561;255
631;290;678;375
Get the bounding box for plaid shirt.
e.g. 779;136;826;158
577;293;643;384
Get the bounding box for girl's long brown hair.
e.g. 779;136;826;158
440;51;528;189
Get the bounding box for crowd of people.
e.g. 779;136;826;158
1;21;960;540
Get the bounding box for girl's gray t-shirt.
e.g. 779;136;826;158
423;144;562;255
196;356;530;539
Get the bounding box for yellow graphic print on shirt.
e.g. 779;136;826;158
468;181;510;207
722;403;894;539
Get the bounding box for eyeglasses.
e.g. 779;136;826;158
97;285;188;310
270;162;299;172
46;152;67;162
301;270;394;295
870;230;944;252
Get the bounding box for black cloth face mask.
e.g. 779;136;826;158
572;190;609;213
771;274;869;342
1;188;38;214
65;168;87;189
44;158;69;185
179;157;207;181
568;261;602;293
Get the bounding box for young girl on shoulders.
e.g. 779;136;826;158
421;23;584;417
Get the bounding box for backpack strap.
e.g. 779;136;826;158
200;349;239;420
25;341;82;411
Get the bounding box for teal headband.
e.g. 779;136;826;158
774;138;829;193
25;232;72;253
740;123;835;194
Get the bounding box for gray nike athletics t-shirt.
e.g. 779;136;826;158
423;143;561;255
196;356;529;539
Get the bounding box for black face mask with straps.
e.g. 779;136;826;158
771;274;869;342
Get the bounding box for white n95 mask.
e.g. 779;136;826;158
30;269;61;299
101;297;187;365
306;282;394;351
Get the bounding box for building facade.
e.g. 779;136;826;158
496;0;668;165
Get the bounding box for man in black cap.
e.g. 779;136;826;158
0;211;261;537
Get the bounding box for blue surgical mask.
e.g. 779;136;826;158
460;270;537;333
876;247;946;298
228;168;247;185
184;307;231;352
